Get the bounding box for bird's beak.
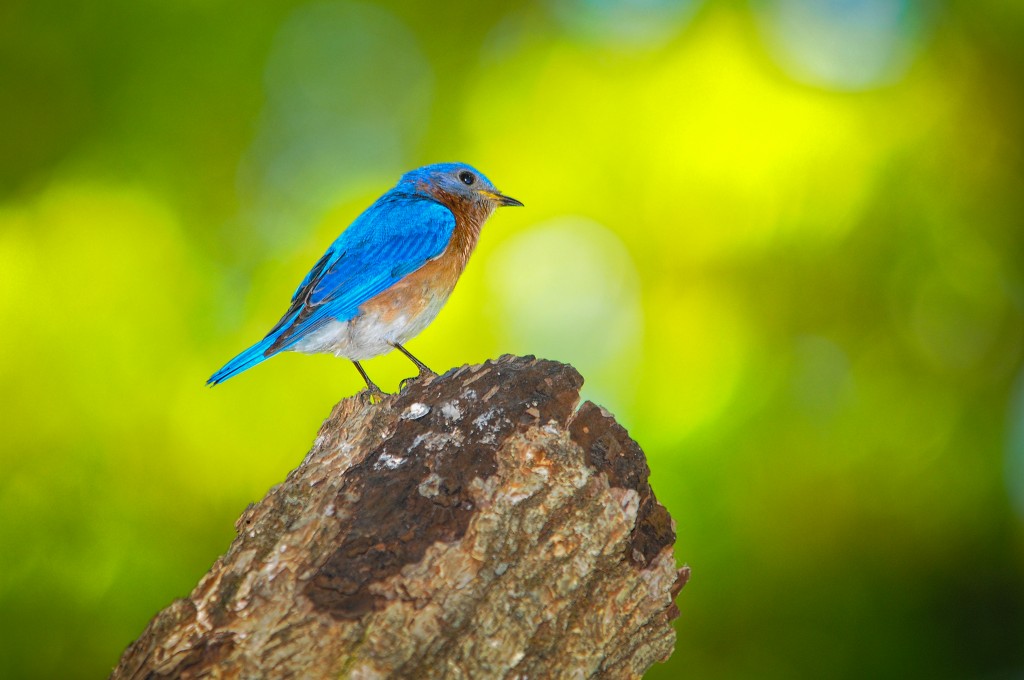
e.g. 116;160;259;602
498;193;524;207
483;190;524;207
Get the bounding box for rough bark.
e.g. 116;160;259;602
112;355;688;679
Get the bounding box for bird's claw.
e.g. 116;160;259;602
399;369;437;392
359;386;389;405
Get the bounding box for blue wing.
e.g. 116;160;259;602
208;193;456;385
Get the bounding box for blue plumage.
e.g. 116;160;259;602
208;193;455;385
279;196;455;340
208;162;521;393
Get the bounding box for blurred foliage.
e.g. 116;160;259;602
2;0;1023;677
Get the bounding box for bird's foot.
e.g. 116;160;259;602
399;368;437;392
359;385;389;405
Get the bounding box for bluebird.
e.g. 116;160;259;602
208;162;522;397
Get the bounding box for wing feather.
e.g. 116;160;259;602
264;193;455;355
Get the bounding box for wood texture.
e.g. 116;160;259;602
112;355;688;679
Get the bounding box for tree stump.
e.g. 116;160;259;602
112;355;687;679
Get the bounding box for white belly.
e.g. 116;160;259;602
290;295;449;361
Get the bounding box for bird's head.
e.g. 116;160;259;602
399;162;523;211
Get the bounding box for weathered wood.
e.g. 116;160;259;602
113;355;687;679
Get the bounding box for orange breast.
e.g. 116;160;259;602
358;204;489;324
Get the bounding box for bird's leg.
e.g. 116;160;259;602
392;342;436;391
352;361;387;403
392;343;436;376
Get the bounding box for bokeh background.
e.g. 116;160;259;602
2;0;1023;677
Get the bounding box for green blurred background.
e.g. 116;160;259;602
2;0;1023;677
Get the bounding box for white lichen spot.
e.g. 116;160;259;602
409;433;428;451
494;562;509;576
462;388;478;400
409;430;463;453
324;503;336;517
418;472;443;498
472;407;498;431
612;487;641;524
374;452;407;471
402;402;431;420
279;544;287;553
440;401;463;422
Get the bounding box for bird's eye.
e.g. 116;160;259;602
458;170;475;186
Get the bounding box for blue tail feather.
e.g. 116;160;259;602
207;335;280;386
